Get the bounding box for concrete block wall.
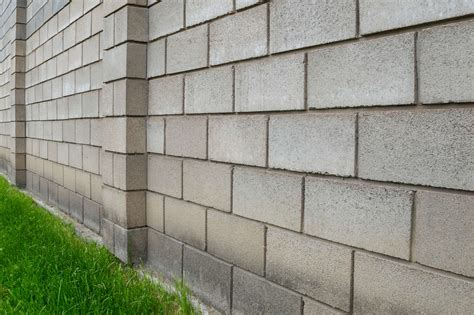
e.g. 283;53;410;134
0;1;472;314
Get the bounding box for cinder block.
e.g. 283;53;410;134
183;246;232;314
210;4;267;65
103;0;147;17
209;115;267;167
147;117;164;153
90;119;101;146
101;218;115;253
68;44;83;71
53;163;64;186
308;33;415;108
48;181;58;206
75;119;91;145
113;153;147;190
183;160;231;211
184;66;233;114
232;268;302;315
63;167;76;191
68;94;82;119
236;0;262;10
102;185;146;228
68;144;83;169
147;229;183;280
164;198;206;249
270;0;356;53
114;6;148;44
102;117;146;153
103;14;114;49
233;167;302;231
76;12;92;42
359;109;474;190
90;174;102;204
419;21;474;103
84;198;101;233
186;0;232;26
269;114;356;176
235;54;305;112
75;170;91;198
148;75;184;115
63;120;75;142
114;226;147;264
149;0;184;40
83;145;100;174
147;155;182;198
103;43;147;81
267;227;352;311
146;191;164;232
57;142;69;165
167;24;208;74
58;186;69;213
100;150;114;186
82;90;99;118
360;0;474;34
40;177;49;201
207;209;264;275
113;79;148;116
147;39;165;78
305;177;413;259
69;191;84;223
165;116;207;159
354;252;474;314
414;191;474;277
304;298;346;315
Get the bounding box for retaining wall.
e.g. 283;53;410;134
0;0;472;314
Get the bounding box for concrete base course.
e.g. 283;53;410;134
2;0;472;313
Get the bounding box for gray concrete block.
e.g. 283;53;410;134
209;115;267;167
183;160;231;212
146;191;164;232
184;66;233;114
113;79;148;116
102;185;146;228
149;0;184;40
101;218;115;253
84;198;101;233
360;0;474;34
308;33;415;108
148;75;184;115
147;39;165;78
269;113;356;176
207;209;265;275
165;116;207;159
102;117;146;154
236;0;262;10
147;155;182;198
235;54;305;112
267;227;352;311
57;186;69;213
354;252;474;314
270;0;356;53
69;191;84;223
164;197;206;249
233;167;302;231
210;4;267;65
186;0;233;26
419;21;474;103
147;117;164;154
147;229;183;280
183;246;232;314
414;191;474;277
113;154;147;190
305;177;413;259
167;24;208;74
304;298;346;315
114;6;148;44
232;267;302;315
114;226;147;264
359;109;474;190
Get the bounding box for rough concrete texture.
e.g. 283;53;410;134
232;268;302;315
114;226;147;264
83;198;101;233
102;186;146;229
354;252;474;314
235;54;305;112
270;0;356;53
146;192;164;232
148;75;184;115
233;167;302;231
303;298;346;315
359;109;474;191
210;4;267;65
185;0;233;27
184;66;233;114
147;39;165;77
183;246;232;314
147;229;183;280
147;155;182;198
149;0;184;40
308;33;415;108
360;0;474;34
164;197;206;250
209;115;267;167
266;227;352;311
414;191;474;277
418;21;474;103
207;209;265;275
167;25;208;74
269;113;356;176
305;177;413;259
183;160;232;212
165;116;207;159
146;117;164;154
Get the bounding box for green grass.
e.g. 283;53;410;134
0;176;196;314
